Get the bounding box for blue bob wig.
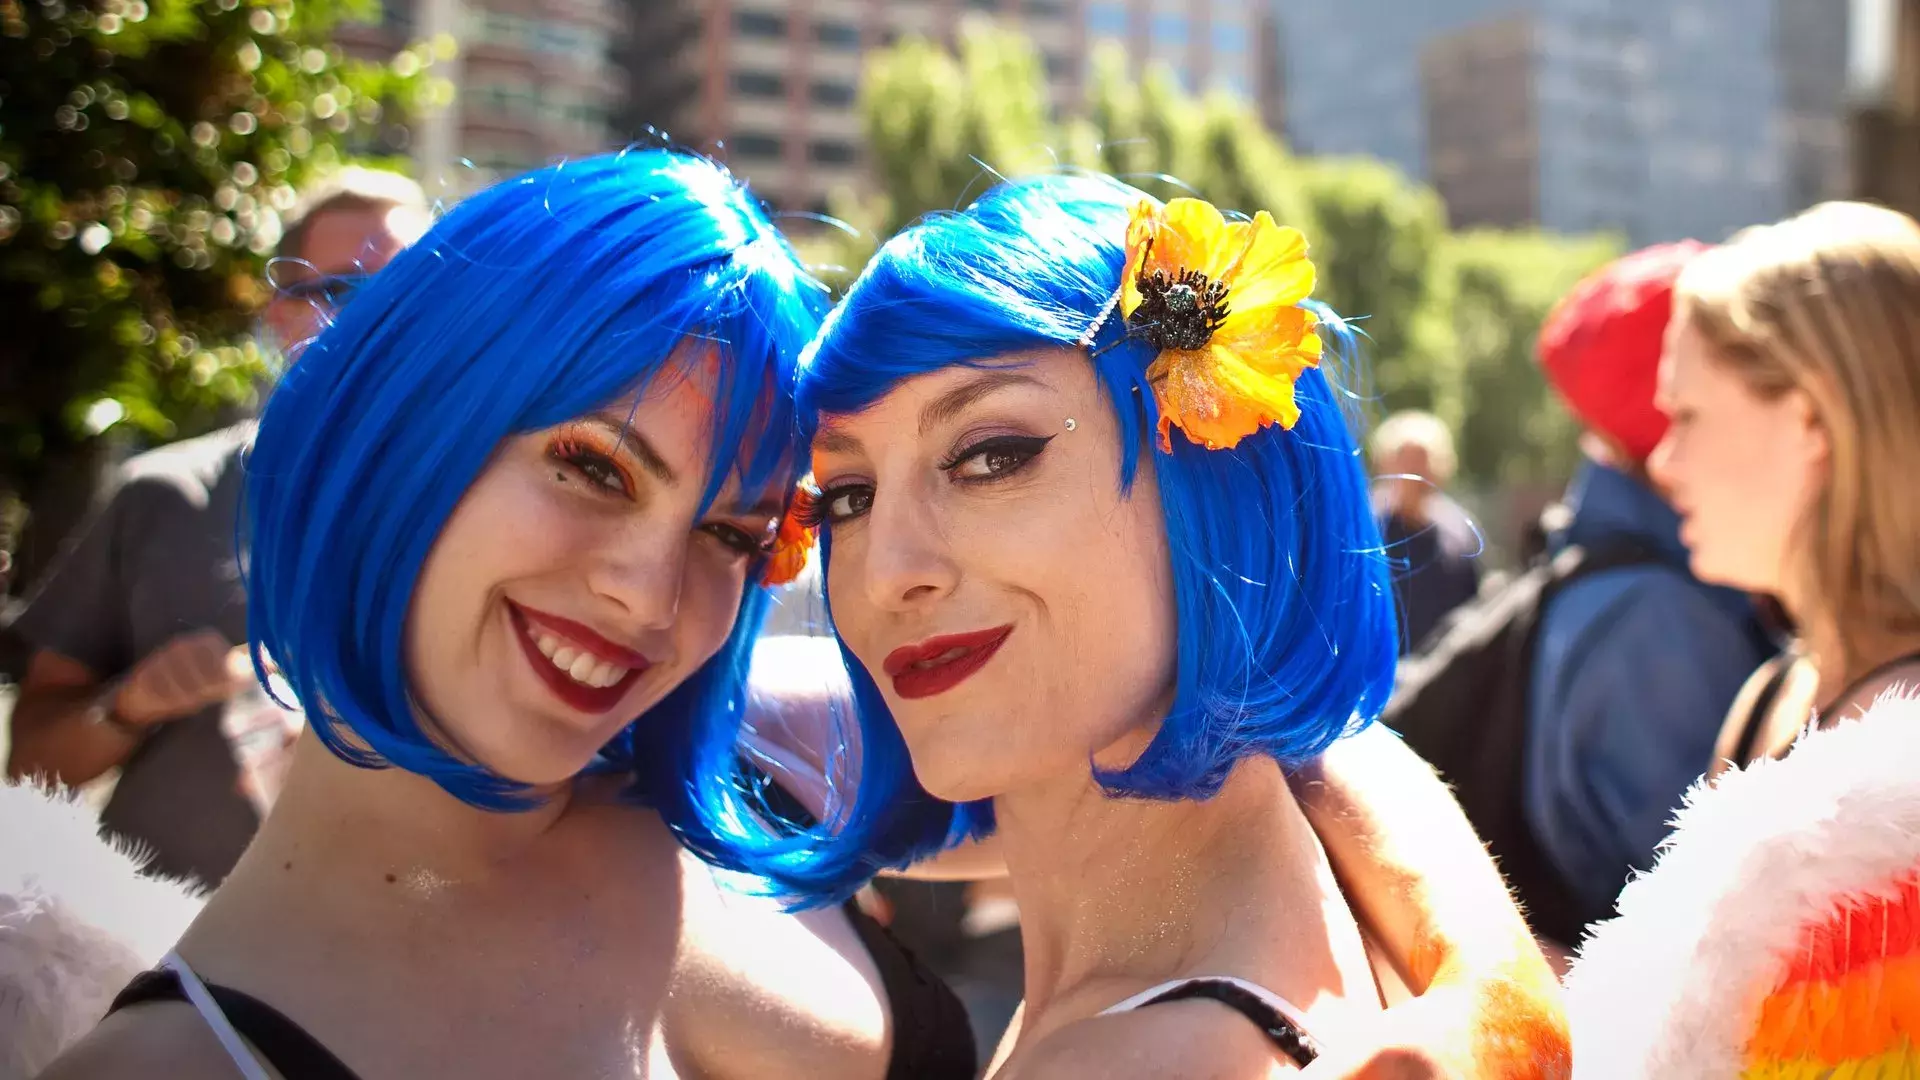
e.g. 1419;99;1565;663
769;173;1400;880
244;150;832;859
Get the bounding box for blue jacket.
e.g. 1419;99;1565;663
1524;462;1775;923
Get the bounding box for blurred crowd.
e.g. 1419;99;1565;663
3;157;1919;1080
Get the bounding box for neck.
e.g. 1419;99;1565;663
232;727;576;891
1779;588;1920;710
992;729;1329;1022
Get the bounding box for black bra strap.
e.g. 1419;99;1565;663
109;969;363;1080
1732;659;1795;765
1137;978;1321;1067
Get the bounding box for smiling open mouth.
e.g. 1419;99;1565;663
882;626;1014;700
507;602;650;714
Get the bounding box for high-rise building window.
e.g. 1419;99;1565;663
1212;22;1245;52
815;20;859;48
811;80;857;107
735;10;786;38
809;139;857;165
1026;0;1064;14
730;133;783;159
1151;13;1189;46
733;71;785;97
967;0;999;9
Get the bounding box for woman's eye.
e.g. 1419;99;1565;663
825;487;873;522
945;435;1053;482
548;429;633;498
569;454;626;493
700;523;763;557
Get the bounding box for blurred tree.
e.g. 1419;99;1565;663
806;23;1618;495
1443;229;1622;487
0;0;433;521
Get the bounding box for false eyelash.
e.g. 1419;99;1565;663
791;484;837;529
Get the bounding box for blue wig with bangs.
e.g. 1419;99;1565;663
770;173;1399;879
244;150;831;847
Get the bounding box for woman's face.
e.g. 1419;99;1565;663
810;349;1178;803
406;355;785;785
1648;313;1827;595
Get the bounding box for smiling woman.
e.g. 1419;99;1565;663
35;150;980;1080
780;175;1472;1077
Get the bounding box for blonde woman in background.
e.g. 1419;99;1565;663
1566;203;1920;1078
1650;201;1920;768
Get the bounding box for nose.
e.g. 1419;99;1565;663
1646;430;1678;495
858;483;960;614
584;521;685;632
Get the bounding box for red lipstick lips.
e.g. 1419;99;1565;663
883;626;1014;700
508;602;650;715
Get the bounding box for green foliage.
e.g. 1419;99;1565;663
1442;229;1622;486
799;20;1622;489
0;0;435;491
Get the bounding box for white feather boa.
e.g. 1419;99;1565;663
0;781;205;1079
1565;691;1920;1079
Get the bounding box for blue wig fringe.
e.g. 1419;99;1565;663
765;174;1400;881
243;150;837;883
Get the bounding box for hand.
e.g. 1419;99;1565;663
112;628;252;727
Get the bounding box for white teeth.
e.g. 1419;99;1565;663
524;621;632;689
568;653;597;684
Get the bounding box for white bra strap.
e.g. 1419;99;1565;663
162;952;274;1080
1098;974;1314;1031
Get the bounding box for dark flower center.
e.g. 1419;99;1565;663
1128;241;1230;352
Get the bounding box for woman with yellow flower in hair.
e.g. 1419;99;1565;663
739;173;1571;1077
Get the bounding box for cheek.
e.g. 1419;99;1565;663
1012;469;1178;720
673;550;751;664
406;469;599;684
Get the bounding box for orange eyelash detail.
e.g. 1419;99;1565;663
548;424;634;496
762;485;818;587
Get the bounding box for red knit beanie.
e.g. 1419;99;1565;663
1537;240;1710;464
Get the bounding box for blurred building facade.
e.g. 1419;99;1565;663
623;0;1274;213
337;0;624;192
1277;0;1854;245
1851;0;1920;219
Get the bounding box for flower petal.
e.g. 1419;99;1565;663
1223;213;1314;313
1148;341;1310;451
1217;304;1323;378
1120;199;1160;317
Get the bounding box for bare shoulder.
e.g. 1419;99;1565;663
998;1003;1295;1080
37;1000;272;1079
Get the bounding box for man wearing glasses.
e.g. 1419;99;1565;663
4;169;429;887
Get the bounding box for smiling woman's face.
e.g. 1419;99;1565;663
404;353;786;786
809;349;1179;803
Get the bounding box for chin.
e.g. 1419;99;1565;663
898;735;1005;805
463;724;615;788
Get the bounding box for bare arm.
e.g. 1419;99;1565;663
1291;724;1570;1079
7;631;250;786
7;650;141;785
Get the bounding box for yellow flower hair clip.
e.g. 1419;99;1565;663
760;483;818;588
1081;197;1324;452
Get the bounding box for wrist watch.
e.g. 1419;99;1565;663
84;681;145;738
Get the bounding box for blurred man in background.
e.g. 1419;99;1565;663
1372;409;1482;653
4;168;428;887
1523;241;1776;941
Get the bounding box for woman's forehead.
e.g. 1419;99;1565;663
811;349;1081;442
